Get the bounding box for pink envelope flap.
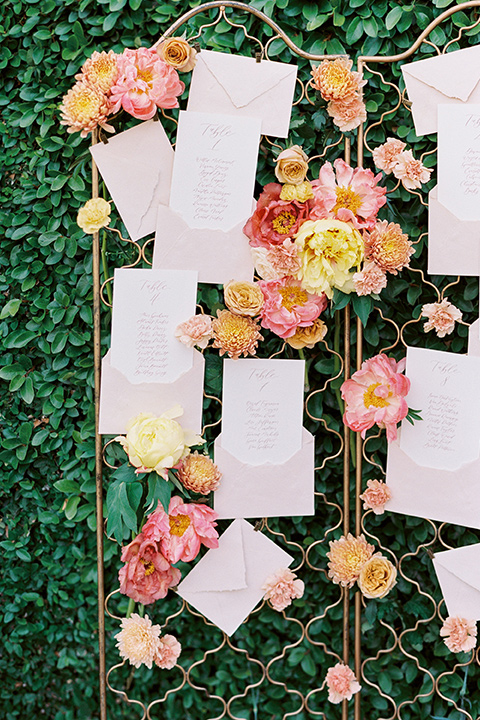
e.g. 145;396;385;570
468;320;480;356
402;46;480;102
434;544;480;595
428;185;480;276
98;348;204;435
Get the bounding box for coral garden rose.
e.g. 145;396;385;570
243;183;311;249
327;533;375;588
154;634;182;669
325;663;361;704
258;277;327;339
359;479;391;515
115;614;162;669
341;354;410;442
372;138;406;174
224;280;264;317
118;533;181;605
275;145;309;185
311;58;365;102
212;309;263;360
177;451;222;495
421;299;462;338
286;318;327;349
59;79;114;138
262;568;305;611
357;555;397;599
156;37;197;72
77;198;111;234
440;616;477;654
363;220;413;275
175;314;214;349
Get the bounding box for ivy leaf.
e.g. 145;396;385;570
351;294;373;327
145;474;172;513
111;462;138;484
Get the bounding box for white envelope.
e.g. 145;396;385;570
187;50;297;138
428;185;480;277
98;348;204;435
433;543;480;619
402;45;480;136
468;319;480;355
152;204;254;284
90;119;174;241
177;519;293;636
214;429;315;519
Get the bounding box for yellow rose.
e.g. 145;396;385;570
157;37;197;72
286;318;327;349
223;280;264;317
275;145;309;185
357;556;397;599
115;406;203;477
280;181;314;203
77;197;111;234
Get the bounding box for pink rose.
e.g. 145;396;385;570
258;277;327;339
118;533;181;605
243;183;311;249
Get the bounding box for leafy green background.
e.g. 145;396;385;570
1;0;479;718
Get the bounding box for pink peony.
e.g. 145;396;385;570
154;634;182;669
262;567;304;611
175;315;214;349
243;183;311;249
341;354;410;442
392;150;432;190
353;261;387;296
310;159;386;230
258;277;327;339
359;479;391;514
327;96;367;133
325;663;361;704
110;47;184;120
118;533;181;605
372;138;406;174
440;616;477;653
421;299;462;338
142;496;219;564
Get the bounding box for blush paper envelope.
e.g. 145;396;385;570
90;119;174;242
98;349;204;435
213;429;315;519
152;205;254;284
177;519;293;636
187;50;298;138
433;543;480;620
402;45;480;136
427;185;480;277
468;319;480;355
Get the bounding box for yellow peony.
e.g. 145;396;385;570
295;219;364;298
357;555;397;599
77;197;111;234
280;181;314;203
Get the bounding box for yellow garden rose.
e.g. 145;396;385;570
280;181;314;203
357;555;397;599
77;197;111;234
275;145;309;185
286;318;327;349
295;218;364;298
224;280;264;317
115;406;203;477
156;37;196;72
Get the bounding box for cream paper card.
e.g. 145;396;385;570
90;119;174;241
433;543;480;620
438;104;480;221
187;49;298;138
399;346;480;471
169;110;261;231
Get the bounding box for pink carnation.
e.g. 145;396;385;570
258;277;327;339
142;496;219;564
251;240;301;281
392;150;432;190
372;138;406;174
110;47;184;120
118;533;181;605
421;299;462;338
341;353;410;442
440;616;477;654
310;159;386;230
327;96;367;133
353;261;387;296
325;663;361;704
244;183;311;249
359;479;391;514
262;568;304;611
175;315;214;349
154;634;182;669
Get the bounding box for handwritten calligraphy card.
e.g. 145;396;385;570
169;110;261;231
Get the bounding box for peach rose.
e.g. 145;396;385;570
275;145;309;185
357;555;397;599
286;318;327;349
157;37;197;72
224;280;264;317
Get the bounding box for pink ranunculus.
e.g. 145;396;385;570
327;96;367;133
440;616;477;653
325;663;361;704
372;138;407;174
258;277;327;339
262;568;304;611
421;299;462;338
175;314;214;349
154;634;182;669
110;47;184;120
118;532;181;605
341;354;410;442
310;159;386;230
353;261;387;296
243;183;312;249
359;479;391;514
392;149;432;190
142;496;219;564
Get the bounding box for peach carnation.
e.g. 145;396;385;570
372;138;406;174
327;96;367;133
224;280;264;317
325;663;361;704
421;299;462;338
59;79;114;138
353;261;387;296
177;451;221;495
440;616;477;654
77;197;111;234
286;318;327;349
154;634;182;669
262;567;305;611
212;310;263;360
359;479;391;515
311;58;365;102
327;533;375;588
175;315;214;349
78;50;119;93
364;220;413;275
115;614;162;669
392;150;432;190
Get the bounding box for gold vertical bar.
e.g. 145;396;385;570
92;129;108;720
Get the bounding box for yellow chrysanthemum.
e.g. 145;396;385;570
327;533;375;588
177;452;222;495
59;79;113;138
79;50;119;93
212;310;263;360
77;198;111;234
364;220;413;275
115;614;162;669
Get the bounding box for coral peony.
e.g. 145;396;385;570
311;58;365;102
177;451;222;495
364;220;413;275
258;277;327;339
325;663;361;704
286;318;327;349
262;568;305;611
359;479;391;515
275;145;309;185
142;496;219;564
157;37;196;72
372;138;406;174
358;555;397;599
212;310;263;360
243;183;311;249
353;261;387;296
154;634;182;669
118;533;181;605
78;50;119;93
392;150;432;190
327;533;375;588
341;354;410;442
175;315;214;349
327;96;367;133
421;299;462;338
77;198;111;234
115;614;162;669
224;280;264;317
59;79;114;138
440;616;477;654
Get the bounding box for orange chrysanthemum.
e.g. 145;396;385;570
327;533;375;588
177;452;222;495
364;220;413;275
59;79;114;138
78;50;119;93
212;310;263;360
311;59;364;102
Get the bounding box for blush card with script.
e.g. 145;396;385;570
214;359;315;519
169;110;261;231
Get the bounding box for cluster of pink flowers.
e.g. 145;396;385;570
262;568;304;611
373;138;432;190
310;58;367;133
119;496;218;605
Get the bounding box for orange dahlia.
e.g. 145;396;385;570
212;310;263;360
327;533;375;587
78;50;119;93
60;79;114;138
177;452;222;495
364;220;413;275
311;59;364;102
